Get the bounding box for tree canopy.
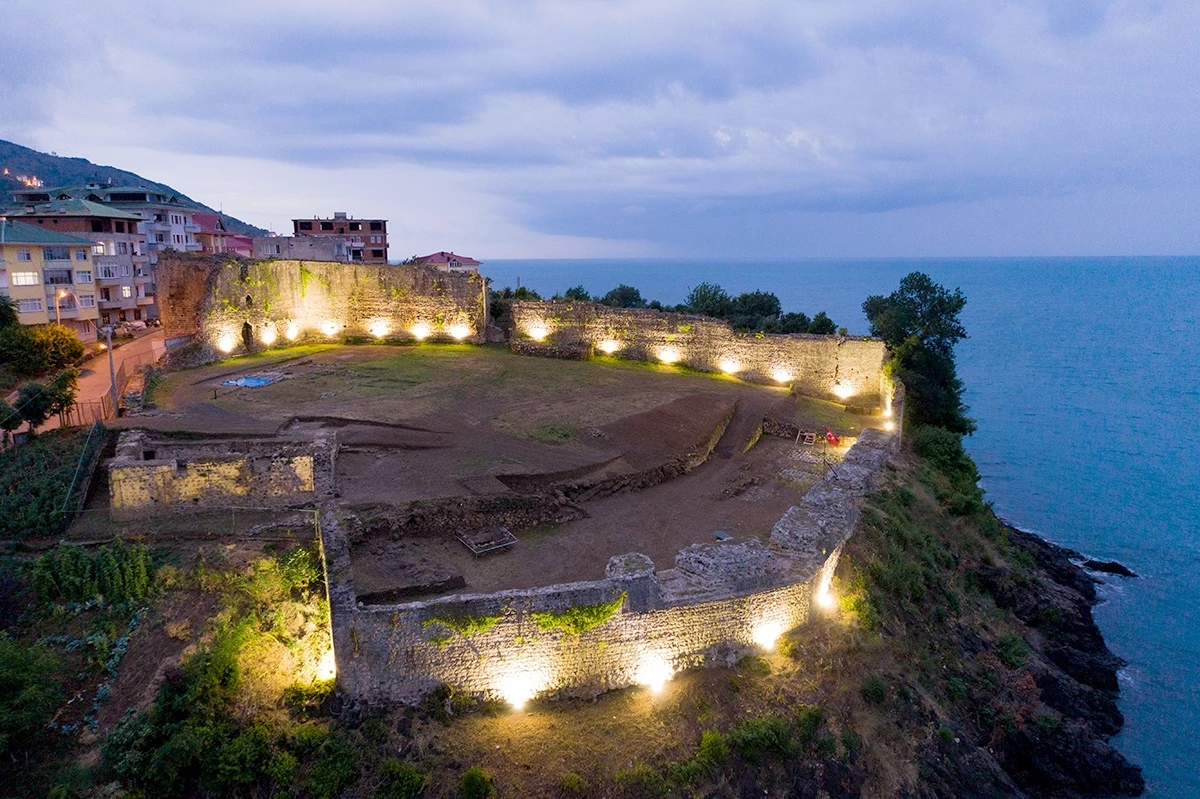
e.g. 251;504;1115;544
863;272;974;434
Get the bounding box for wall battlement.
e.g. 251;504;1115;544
510;300;889;408
323;427;899;706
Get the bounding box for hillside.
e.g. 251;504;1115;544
0;139;268;237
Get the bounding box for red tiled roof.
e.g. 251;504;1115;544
192;212;227;235
414;250;481;266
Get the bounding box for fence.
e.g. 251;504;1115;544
60;422;106;523
61;346;161;427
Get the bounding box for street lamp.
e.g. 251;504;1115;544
100;326;119;417
54;288;78;325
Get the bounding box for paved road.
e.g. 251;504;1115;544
10;329;166;434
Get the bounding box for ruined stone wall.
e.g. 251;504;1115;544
154;253;487;355
511;300;889;408
108;431;337;520
324;428;899;705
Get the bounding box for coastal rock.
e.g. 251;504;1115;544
1083;559;1138;578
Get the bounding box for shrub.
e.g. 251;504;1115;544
728;714;797;763
668;729;730;784
308;735;359;799
266;751;298;786
214;725;270;788
794;706;824;746
997;635;1031;669
33;540;153;604
460;765;495;799
0;426;92;540
0;634;61;757
613;762;669;797
559;771;588;794
861;675;888;704
378;759;427;799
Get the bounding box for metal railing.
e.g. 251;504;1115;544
61;422;106;519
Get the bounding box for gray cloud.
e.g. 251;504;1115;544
1;0;1196;255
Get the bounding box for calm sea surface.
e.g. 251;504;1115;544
484;257;1200;797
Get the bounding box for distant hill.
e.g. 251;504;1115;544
0;139;268;237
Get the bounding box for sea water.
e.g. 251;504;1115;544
483;256;1200;797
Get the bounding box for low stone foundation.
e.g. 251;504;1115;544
108;430;338;520
323;427;900;705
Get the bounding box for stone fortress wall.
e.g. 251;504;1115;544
154;254;488;355
108;430;338;521
325;426;901;706
510;300;890;410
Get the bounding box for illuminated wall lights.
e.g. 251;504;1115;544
260;326;277;346
316;648;337;680
634;653;674;695
527;324;549;342
718;357;741;375
771;368;793;384
832;382;854;400
751;619;785;651
598;339;621;355
321;320;340;337
216;333;237;353
369;320;389;338
285;322;300;341
410;322;431;340
657;347;681;365
448;323;471;341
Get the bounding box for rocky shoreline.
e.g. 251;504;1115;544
971;523;1144;797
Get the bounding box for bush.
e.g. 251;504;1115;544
0;424;92;540
668;729;729;784
308;735;359;799
613;762;669;797
32;540;152;604
0;634;61;757
861;675;888;704
727;714;797;764
997;635;1031;669
378;759;427;799
559;771;588;794
460;765;495;799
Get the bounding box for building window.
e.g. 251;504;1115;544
298;221;312;231
76;249;89;261
11;272;39;286
44;268;73;285
115;221;126;233
121;286;133;299
17;298;43;313
371;249;384;258
43;246;71;261
369;222;382;231
79;294;95;307
120;264;131;277
17;249;31;262
97;265;118;279
91;220;104;232
155;233;165;243
76;271;92;283
154;213;165;222
117;242;128;255
349;222;361;231
320;222;334;231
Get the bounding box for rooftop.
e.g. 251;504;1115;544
2;197;144;220
414;251;481;266
0;217;97;246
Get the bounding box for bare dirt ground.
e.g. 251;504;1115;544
128;344;873;596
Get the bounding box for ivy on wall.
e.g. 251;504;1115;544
530;592;626;635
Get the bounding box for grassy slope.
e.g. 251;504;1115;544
4;430;1141;798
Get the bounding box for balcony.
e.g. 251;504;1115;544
142;221;171;232
183;223;200;233
98;296;137;310
134;272;153;284
185;242;202;252
137;295;155;306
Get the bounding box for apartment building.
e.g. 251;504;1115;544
195;212;253;257
411;251;482;273
292;212;388;263
0;218;100;343
3;198;151;326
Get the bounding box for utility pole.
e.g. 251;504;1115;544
102;326;119;417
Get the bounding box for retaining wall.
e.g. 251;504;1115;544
108;430;338;520
154;254;488;357
324;427;900;705
510;301;889;408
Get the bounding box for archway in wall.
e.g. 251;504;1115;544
242;322;253;351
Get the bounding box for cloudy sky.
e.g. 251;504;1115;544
3;0;1197;257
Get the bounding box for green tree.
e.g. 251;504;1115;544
16;381;56;432
0;324;47;376
599;284;646;308
31;325;85;370
563;285;591;301
685;282;733;318
863;272;974;433
774;311;811;333
0;400;20;448
0;634;62;757
0;297;18;329
808;311;836;335
46;368;80;423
